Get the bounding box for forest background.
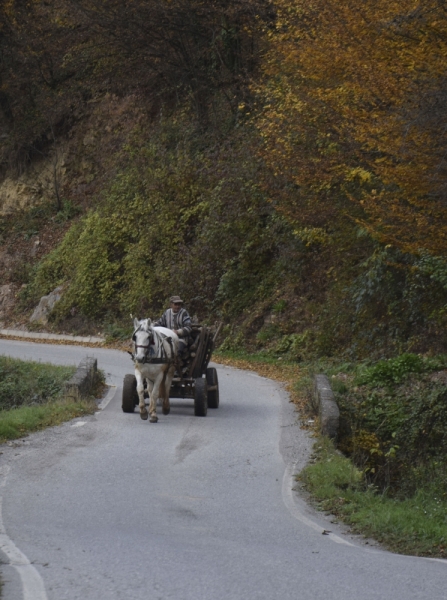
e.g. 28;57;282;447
1;0;447;361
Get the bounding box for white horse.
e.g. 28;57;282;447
131;317;179;423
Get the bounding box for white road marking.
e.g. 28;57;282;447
282;461;355;546
0;467;48;600
97;385;117;411
0;381;117;600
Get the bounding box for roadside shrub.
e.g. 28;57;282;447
256;324;277;345
0;357;75;410
301;438;447;557
273;332;312;360
332;353;447;495
355;353;426;386
103;320;134;342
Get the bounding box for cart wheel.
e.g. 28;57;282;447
122;374;137;413
206;367;219;409
194;377;208;417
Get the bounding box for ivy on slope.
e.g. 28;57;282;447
24;118;299;321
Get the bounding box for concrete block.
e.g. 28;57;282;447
313;374;339;439
64;357;98;401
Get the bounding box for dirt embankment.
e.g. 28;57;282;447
0;94;145;330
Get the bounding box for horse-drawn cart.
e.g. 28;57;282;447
122;323;221;417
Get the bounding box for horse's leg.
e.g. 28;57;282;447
145;379;157;423
162;366;174;415
148;374;160;423
161;380;169;414
146;378;154;397
135;369;148;420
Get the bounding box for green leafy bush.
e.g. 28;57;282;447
356;353;426;386
333;353;447;495
0;357;76;410
273;332;311;360
54;199;82;223
25;116;300;326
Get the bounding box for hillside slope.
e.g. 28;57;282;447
2;0;447;359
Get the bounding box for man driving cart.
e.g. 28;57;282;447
154;295;192;360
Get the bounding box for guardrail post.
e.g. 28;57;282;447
313;374;339;439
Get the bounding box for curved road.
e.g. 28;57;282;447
0;340;445;600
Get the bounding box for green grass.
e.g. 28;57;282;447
0;356;76;409
0;399;97;442
215;348;447;557
300;438;447;557
0;356;99;442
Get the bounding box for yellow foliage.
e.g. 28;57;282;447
257;0;447;255
292;227;329;247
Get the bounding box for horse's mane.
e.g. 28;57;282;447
133;317;152;335
141;318;152;331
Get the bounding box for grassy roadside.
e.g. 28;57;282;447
0;399;97;442
0;356;100;442
300;437;447;557
214;349;447;559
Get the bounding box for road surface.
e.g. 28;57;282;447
0;339;445;600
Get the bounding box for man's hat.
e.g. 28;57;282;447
170;295;184;304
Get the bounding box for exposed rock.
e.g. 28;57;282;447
263;313;277;325
0;146;68;215
0;249;15;269
30;239;41;257
30;285;64;325
83;132;95;146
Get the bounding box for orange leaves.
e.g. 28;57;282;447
257;0;447;255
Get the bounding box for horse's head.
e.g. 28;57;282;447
132;317;153;364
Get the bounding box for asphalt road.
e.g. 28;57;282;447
0;339;445;600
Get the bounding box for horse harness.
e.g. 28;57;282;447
130;326;175;364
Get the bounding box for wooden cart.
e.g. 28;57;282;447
122;323;221;417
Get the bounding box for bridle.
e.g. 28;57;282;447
132;325;153;352
130;324;175;364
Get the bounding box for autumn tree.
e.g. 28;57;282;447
68;0;273;121
0;0;272;175
0;0;92;172
257;0;447;256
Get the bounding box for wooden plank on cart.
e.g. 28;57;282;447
189;327;207;378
